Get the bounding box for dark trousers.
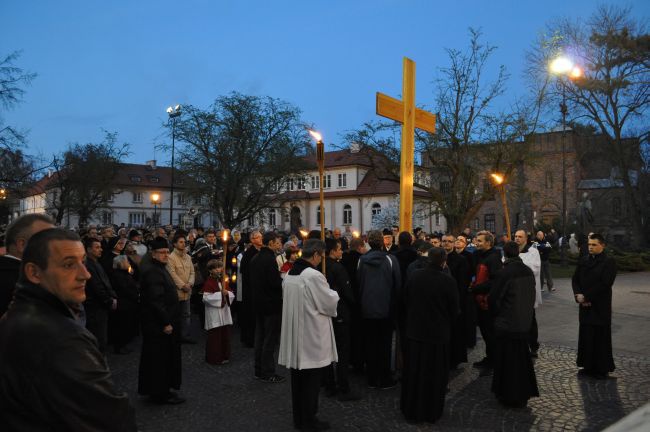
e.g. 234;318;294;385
363;318;393;386
85;305;108;354
254;312;281;378
326;321;351;393
529;310;539;352
350;310;365;372
291;368;322;428
477;307;494;365
239;300;256;347
540;260;554;289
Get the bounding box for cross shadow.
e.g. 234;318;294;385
577;373;625;431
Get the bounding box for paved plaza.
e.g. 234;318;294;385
108;272;650;431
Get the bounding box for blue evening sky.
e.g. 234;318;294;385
2;0;647;166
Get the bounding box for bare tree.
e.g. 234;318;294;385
528;5;650;246
167;92;313;228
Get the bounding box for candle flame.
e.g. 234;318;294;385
352;230;360;238
231;274;237;282
308;130;322;142
490;173;505;185
222;229;229;242
231;257;237;265
299;229;309;238
297;250;302;258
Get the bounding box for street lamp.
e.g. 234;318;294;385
167;104;182;227
549;55;583;267
151;193;161;228
490;173;512;241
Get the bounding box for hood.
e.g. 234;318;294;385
0;255;21;271
359;249;388;267
288;258;314;276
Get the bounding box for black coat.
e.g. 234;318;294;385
393;246;419;286
572;253;617;326
0;282;136;431
110;269;140;313
250;247;283;315
341;250;362;302
138;259;182;397
406;255;428;281
446;252;470;300
489;257;536;334
84;258;117;310
239;245;259;303
325;257;355;323
0;255;20;317
403;266;459;344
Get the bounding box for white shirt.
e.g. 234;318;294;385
203;284;235;330
279;266;339;370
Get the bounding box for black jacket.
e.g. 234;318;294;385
341;250;362;303
109;269;140;313
357;249;401;319
406;255;428;281
84;258;117;310
325;257;354;323
489;257;536;334
0;255;20;317
572;252;617;326
472;247;503;295
250;247;283;315
403;266;459;344
139;259;181;337
239;245;260;303
392;246;419;286
446;251;470;300
0;281;136;431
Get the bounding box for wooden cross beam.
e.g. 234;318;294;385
376;57;436;233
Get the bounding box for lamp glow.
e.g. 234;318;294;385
490;173;505;185
550;56;573;74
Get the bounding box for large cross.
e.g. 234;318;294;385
376;57;436;233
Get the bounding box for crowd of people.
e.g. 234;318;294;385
0;215;618;431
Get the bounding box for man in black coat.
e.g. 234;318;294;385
441;234;469;369
324;238;359;400
455;235;477;348
83;237;118;354
341;237;367;372
0;228;136;430
138;237;185;404
572;233;617;379
250;231;285;382
406;240;433;280
471;231;503;374
0;214;54;317
239;231;262;347
489;242;539;407
400;248;458;424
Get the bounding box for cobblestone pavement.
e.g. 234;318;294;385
109;326;650;431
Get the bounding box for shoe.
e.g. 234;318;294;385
220;360;230;365
550;287;556;292
259;374;286;383
152;394;186;405
473;358;491;368
181;338;197;344
379;380;397;390
337;391;361;401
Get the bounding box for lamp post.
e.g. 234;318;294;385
150;193;161;228
166;104;182;227
490;173;511;241
550;56;582;267
309;130;326;275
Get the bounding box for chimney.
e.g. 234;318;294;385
146;160;157;170
350;142;361;153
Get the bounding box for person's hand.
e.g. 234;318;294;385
182;284;191;293
111;299;118;310
575;294;585;303
163;325;173;335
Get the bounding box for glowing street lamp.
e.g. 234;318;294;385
490;173;511;241
549;55;583;267
150;193;161;228
167;104;182;226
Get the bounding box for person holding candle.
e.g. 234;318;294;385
202;259;234;365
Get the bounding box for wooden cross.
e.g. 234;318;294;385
376;57;436;233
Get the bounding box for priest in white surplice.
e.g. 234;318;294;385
279;239;339;431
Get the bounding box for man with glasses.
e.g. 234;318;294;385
138;237;185;404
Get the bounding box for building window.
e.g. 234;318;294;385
176;193;186;206
324;174;331;189
297;177;306;190
435;210;440;225
545;171;553;189
248;214;256;226
473;218;480;230
288;178;295;191
130;175;142;183
103;192;114;202
343;204;352;225
132;192;143;203
311;175;320;190
612;197;622;218
316;206;325;225
268;209;277;226
149;176;160;183
483;180;495;198
101;211;113;225
440;181;450;195
484;213;496;232
338;173;347;188
371;202;382;216
128;212;146;226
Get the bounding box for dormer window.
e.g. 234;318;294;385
130;175;142;183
